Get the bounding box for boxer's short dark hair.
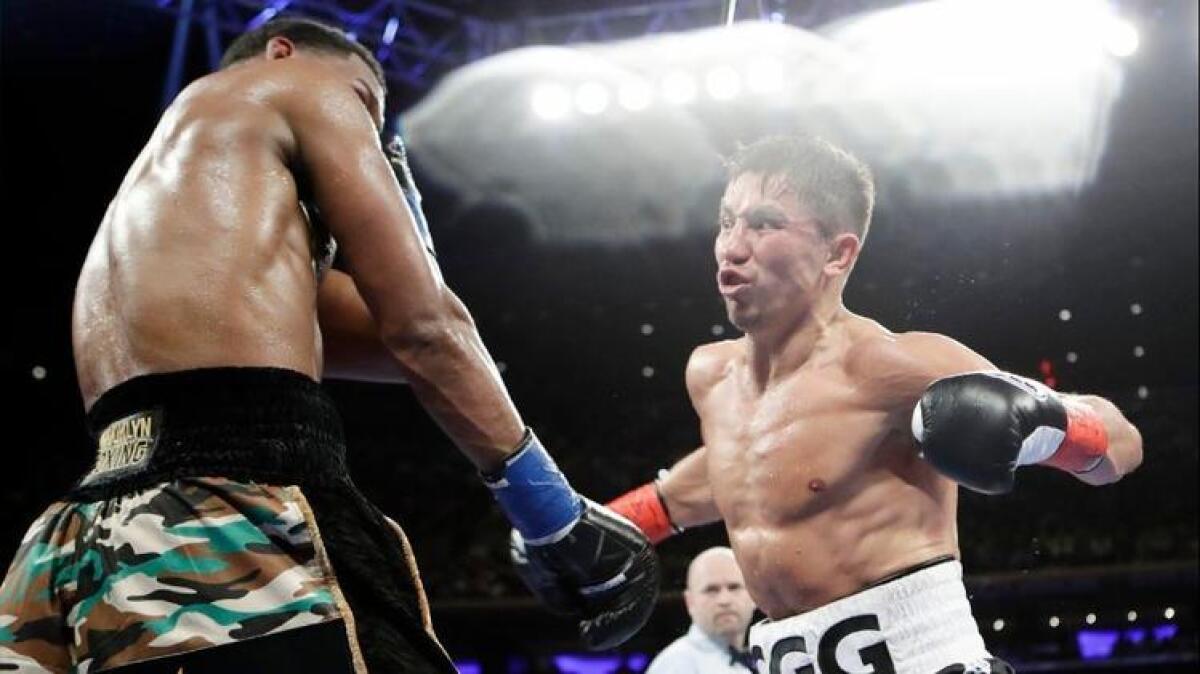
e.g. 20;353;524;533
220;17;386;92
726;136;875;243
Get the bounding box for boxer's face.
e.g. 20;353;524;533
685;552;755;644
715;172;833;332
330;53;387;133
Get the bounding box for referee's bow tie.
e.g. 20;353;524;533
729;646;757;671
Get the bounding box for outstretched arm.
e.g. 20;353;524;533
608;344;729;541
659;446;722;528
865;331;1144;492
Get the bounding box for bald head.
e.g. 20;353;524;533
686;547;738;589
684;547;756;648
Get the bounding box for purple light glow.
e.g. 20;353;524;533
553;654;623;674
625;653;650;672
1077;629;1120;660
455;660;483;674
1125;627;1147;645
1153;623;1179;642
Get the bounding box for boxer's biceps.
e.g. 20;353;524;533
660;446;721;528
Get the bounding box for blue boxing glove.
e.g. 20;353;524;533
384;133;436;256
483;431;660;650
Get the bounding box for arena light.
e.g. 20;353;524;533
32;366;46;380
705;65;742;100
661;71;698;104
1127;610;1138;622
822;0;1128;197
1102;16;1140;58
531;83;572;121
1049;616;1061;628
381;16;400;47
992;619;1005;632
1133;345;1145;358
1164;607;1176;620
1130;302;1143;315
617;79;653;112
640;323;654;335
1085;612;1097;625
745;56;784;94
575;81;610;116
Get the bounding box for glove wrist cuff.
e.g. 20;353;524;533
483;429;583;541
606;480;681;544
1042;399;1110;473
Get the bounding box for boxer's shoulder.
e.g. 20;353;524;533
846;328;990;410
685;339;739;400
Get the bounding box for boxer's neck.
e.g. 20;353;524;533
743;290;847;389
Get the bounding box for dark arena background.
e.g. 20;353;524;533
2;1;1196;672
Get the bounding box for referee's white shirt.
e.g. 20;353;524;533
645;624;755;674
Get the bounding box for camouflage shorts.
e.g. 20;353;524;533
0;477;354;673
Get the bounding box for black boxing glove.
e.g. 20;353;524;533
509;499;660;651
483;431;659;649
912;371;1109;495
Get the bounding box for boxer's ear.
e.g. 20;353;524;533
823;231;861;277
265;36;296;61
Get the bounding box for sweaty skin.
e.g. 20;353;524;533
73;39;525;469
655;172;1143;620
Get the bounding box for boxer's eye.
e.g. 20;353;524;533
748;215;781;230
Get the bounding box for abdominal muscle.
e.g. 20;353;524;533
702;373;959;619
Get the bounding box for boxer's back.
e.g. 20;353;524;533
73;60;323;409
693;316;960;619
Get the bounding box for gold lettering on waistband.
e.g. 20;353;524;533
83;410;162;484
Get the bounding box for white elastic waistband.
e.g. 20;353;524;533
748;559;990;674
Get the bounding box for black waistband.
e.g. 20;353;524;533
864;554;957;590
71;367;348;501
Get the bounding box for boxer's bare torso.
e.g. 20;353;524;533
72;50;386;409
686;318;988;619
657;169;999;620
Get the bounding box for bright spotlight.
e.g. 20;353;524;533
575;81;610;115
531;83;571;121
746;56;784;94
662;71;698;104
705;65;742;100
617;79;653;112
1102;17;1139;58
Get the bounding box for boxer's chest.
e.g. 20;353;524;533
700;366;893;522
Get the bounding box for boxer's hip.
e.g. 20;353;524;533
748;557;1012;674
0;367;454;673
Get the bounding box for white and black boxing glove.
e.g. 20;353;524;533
484;430;659;650
912;372;1109;494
